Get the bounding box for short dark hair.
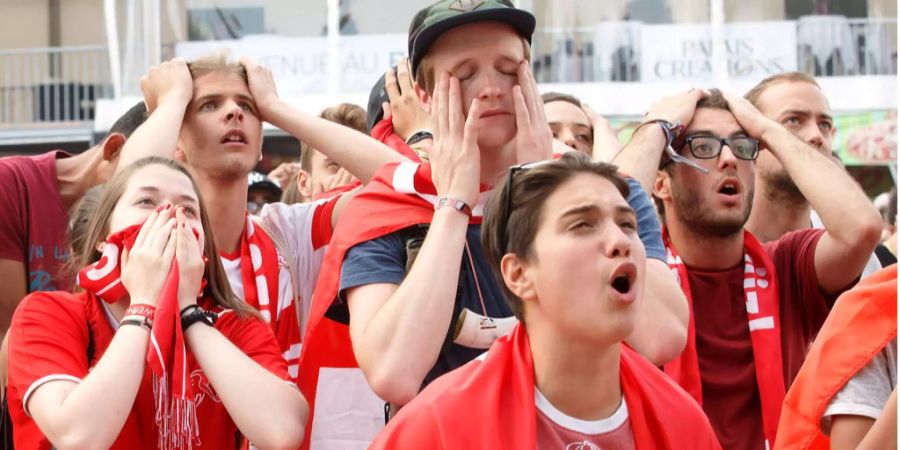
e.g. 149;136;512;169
481;152;629;319
106;101;147;139
541;91;582;108
744;72;821;109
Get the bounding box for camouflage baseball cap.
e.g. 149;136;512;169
408;0;536;77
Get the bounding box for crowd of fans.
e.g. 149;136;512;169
0;0;895;449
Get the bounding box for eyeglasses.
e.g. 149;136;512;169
501;160;551;253
681;134;760;161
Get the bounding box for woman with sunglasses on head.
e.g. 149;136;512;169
370;152;720;449
6;157;307;450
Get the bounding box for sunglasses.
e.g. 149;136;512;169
500;160;552;253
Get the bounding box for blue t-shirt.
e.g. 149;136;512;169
338;224;510;388
626;177;666;262
335;176;664;390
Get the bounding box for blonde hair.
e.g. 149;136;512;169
187;50;248;83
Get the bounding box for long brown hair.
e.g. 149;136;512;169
70;157;257;318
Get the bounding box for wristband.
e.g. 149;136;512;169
120;317;152;331
181;306;218;331
405;130;433;146
125;304;156;321
435;197;473;217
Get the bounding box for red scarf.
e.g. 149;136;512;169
77;224;206;449
370;324;722;449
663;229;786;448
235;215;300;380
775;264;897;450
297;161;488;449
370;117;423;161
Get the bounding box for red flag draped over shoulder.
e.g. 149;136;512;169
297;161;489;449
369;324;722;449
775;264;897;450
370;117;422;161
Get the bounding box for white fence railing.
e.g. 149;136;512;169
0;17;895;127
532;17;897;83
0;45;113;126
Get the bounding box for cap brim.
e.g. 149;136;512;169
411;8;536;76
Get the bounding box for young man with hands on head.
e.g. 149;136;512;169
613;88;881;449
117;54;405;390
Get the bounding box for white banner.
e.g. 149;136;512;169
175;34;408;96
640;22;798;83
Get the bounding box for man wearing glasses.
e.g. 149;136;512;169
615;88;881;450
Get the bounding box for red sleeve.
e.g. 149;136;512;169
7;292;91;412
0;159;28;262
215;312;290;381
370;118;421;161
310;196;340;250
765;228;848;308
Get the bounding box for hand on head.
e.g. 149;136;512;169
141;57;193;114
512;61;553;164
239;57;279;121
430;73;482;208
644;88;708;130
383;58;432;141
721;92;778;150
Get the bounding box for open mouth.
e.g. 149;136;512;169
221;129;248;144
609;263;637;295
717;178;740;196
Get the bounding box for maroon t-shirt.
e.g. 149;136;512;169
689;228;837;450
0;151;71;292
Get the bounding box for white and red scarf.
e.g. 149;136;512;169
77;224;206;450
662;229;785;448
235;214;301;380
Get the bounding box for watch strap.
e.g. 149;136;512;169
435;197;473;217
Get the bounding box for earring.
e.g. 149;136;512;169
258;152;263;162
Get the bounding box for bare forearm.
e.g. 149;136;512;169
185;323;306;450
612;127;667;193
265;100;405;183
625;259;688;365
764;126;881;246
354;209;469;404
36;326;149;449
116;98;188;172
857;389;897;450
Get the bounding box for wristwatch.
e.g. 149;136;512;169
435;197;473;217
405;130;434;146
180;305;218;331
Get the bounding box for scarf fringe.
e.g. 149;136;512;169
153;374;200;450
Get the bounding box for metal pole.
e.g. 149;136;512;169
103;0;122;98
326;0;340;95
710;0;727;86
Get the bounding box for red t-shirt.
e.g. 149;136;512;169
690;229;837;450
7;291;289;450
0;151;71;292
